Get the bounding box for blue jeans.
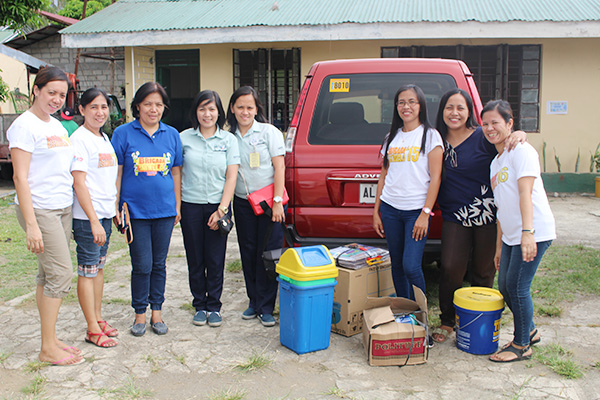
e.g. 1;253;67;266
128;217;175;314
380;201;428;300
73;218;112;275
498;240;552;347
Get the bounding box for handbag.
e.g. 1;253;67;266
217;213;233;236
247;184;289;216
240;170;289;216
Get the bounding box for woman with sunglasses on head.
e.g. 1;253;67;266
8;66;84;366
71;88;119;348
111;82;183;337
227;86;286;327
373;84;443;301
482;100;555;363
432;89;526;343
180;90;239;328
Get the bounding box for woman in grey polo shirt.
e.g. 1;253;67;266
227;86;286;327
180;90;240;327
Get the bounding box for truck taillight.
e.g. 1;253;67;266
286;77;311;153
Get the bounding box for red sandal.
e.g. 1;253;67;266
85;330;118;348
98;320;119;337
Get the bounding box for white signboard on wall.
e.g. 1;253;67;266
547;101;568;115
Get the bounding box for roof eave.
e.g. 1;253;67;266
61;21;600;48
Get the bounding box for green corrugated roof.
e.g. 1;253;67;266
61;0;600;34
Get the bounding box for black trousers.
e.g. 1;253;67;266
180;201;229;313
233;195;284;315
439;221;497;327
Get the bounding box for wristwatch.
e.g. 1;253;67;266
422;207;435;216
218;206;228;214
273;196;283;203
522;228;535;234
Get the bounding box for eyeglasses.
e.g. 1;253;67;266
397;99;419;108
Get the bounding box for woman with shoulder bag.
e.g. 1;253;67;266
180;90;239;328
227;86;286;327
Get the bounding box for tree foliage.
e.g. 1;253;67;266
0;0;52;34
58;0;113;19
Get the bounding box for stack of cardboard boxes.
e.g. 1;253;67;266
330;253;429;366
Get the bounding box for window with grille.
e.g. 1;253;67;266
382;44;541;132
233;48;301;132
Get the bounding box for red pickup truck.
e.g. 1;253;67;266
284;58;483;257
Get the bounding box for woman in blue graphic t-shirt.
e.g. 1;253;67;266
111;82;182;337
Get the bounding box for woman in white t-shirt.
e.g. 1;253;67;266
8;66;84;366
71;88;119;348
373;84;443;301
482;100;555;363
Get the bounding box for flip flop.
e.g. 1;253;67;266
98;320;119;337
490;343;531;363
50;353;85;367
63;346;82;356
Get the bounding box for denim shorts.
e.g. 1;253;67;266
73;218;112;277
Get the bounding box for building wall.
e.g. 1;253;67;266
124;37;600;172
16;34;126;110
0;55;30;113
124;46;155;121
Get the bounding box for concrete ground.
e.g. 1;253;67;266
0;181;599;399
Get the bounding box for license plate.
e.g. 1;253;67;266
359;183;377;204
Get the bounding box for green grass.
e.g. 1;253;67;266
100;376;152;399
531;245;600;316
143;354;161;373
179;302;195;313
0;350;12;363
226;259;243;273
533;343;584;379
234;351;272;372
425;245;600;322
0;195;40;301
23;361;48;373
0;194;133;302
208;388;246;400
20;374;47;396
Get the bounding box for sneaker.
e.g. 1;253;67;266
258;313;276;327
208;312;222;327
242;307;257;320
193;310;207;326
151;320;168;335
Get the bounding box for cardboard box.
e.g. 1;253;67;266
362;287;429;366
331;260;395;337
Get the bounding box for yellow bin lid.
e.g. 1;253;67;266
453;287;504;311
275;245;338;281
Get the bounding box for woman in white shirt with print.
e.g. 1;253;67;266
373;84;443;301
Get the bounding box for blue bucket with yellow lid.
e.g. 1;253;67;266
454;287;505;355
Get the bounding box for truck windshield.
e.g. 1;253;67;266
308;73;457;145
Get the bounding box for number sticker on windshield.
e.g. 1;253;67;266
329;79;350;92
